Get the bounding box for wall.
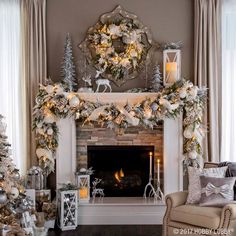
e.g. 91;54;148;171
46;0;194;91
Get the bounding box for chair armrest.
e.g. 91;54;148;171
165;191;188;208
220;204;236;228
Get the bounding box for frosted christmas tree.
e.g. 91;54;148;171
0;115;26;223
61;33;77;91
151;65;163;91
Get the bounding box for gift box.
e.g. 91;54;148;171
26;166;45;190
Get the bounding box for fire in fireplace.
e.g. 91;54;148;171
87;145;154;197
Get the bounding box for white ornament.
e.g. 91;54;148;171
11;187;19;199
79;168;86;173
183;126;194;139
47;128;53;135
108;24;122;36
55;84;64;95
188;150;198;159
46;85;54;94
189;87;198;99
44;113;55;124
69;96;80;107
179;88;187;99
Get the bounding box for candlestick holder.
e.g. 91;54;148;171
154;180;164;202
143;174;157;199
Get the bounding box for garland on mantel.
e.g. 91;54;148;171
33;79;206;174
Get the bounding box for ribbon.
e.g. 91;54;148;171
204;183;232;199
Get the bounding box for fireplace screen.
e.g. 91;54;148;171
87;145;154;197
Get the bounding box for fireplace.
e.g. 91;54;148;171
87;145;154;197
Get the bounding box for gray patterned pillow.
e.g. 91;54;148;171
186;166;228;204
199;176;236;207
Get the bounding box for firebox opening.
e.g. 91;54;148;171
87;145;154;197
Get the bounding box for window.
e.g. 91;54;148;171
221;0;236;161
0;0;26;173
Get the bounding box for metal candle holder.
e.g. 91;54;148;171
143;152;164;201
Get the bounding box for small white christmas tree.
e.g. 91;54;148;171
151;65;163;91
61;33;77;91
0;115;26;219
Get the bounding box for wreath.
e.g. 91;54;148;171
88;19;146;81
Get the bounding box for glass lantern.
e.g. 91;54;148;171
163;49;181;86
77;174;90;203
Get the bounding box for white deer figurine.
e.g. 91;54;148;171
82;75;92;86
95;70;112;93
92;178;104;199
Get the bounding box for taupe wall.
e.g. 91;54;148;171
47;0;193;91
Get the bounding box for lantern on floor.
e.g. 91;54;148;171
163;49;181;86
77;174;90;203
58;189;78;231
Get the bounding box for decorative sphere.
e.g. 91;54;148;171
47;128;53;135
0;172;4;180
69;96;80;108
0;189;7;204
45;85;54;94
151;103;158;111
10;187;19;199
12;169;20;180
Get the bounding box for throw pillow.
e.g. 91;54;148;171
218;162;236;200
186;166;228;204
199;176;236;207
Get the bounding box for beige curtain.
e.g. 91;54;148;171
20;0;47;168
194;0;221;162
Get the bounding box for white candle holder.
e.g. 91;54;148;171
143;152;156;199
154;180;164;202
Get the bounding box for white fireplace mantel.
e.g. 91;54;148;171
56;93;183;193
56;93;183;224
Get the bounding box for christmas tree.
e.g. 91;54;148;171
61;33;77;91
0;115;26;224
151;64;163;91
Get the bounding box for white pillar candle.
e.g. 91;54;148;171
157;159;160;183
149;152;153;176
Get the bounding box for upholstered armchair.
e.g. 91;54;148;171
163;191;236;236
163;162;236;236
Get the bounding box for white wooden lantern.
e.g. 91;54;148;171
77;174;90;203
163;49;181;86
58;190;78;231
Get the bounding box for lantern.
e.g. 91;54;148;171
58;189;78;231
163;49;181;86
77;174;90;203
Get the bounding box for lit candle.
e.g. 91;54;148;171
149;152;153;176
79;188;88;199
157;159;160;183
166;62;178;83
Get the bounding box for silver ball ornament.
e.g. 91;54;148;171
0;172;4;180
0;188;7;204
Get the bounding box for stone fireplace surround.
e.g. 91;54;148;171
56;93;184;225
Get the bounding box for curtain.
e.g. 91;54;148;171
0;0;47;174
194;0;222;162
0;0;27;174
221;0;236;162
20;0;47;168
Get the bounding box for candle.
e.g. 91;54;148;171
79;188;88;199
166;62;178;83
157;159;160;183
149;152;153;176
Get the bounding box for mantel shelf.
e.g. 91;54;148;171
78;92;158;105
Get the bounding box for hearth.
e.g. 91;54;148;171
87;145;154;197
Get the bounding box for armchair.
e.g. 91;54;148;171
163;191;236;236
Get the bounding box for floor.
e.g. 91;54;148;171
48;225;162;236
